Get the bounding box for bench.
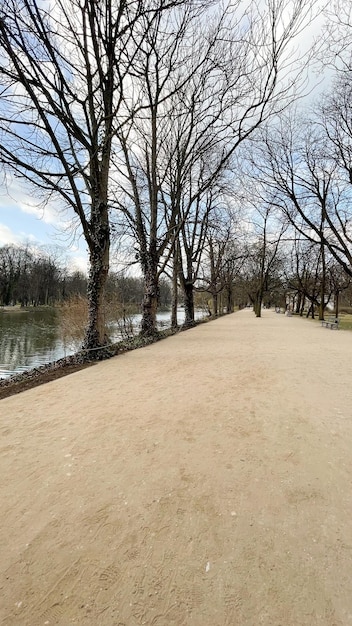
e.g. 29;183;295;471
321;317;339;330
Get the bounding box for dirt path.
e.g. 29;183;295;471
1;309;352;626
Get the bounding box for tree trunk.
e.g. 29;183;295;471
318;237;326;320
171;243;179;329
171;282;178;329
295;291;302;314
319;279;325;320
212;291;218;316
178;250;195;327
226;283;234;313
141;258;159;337
335;291;339;318
307;303;315;319
183;281;195;327
255;301;262;317
84;237;110;350
254;289;263;317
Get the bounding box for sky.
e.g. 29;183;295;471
0;176;89;273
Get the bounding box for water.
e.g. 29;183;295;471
0;307;205;379
0;308;66;379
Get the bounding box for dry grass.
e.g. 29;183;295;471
297;310;352;331
59;295;88;351
59;295;138;350
338;313;352;331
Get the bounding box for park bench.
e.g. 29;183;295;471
321;316;339;330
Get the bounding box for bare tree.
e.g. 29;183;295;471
242;204;286;317
196;206;238;317
327;262;351;317
0;0;184;349
113;3;212;335
322;75;352;184
220;240;247;314
177;189;228;325
252;114;352;288
112;0;319;336
284;235;330;318
321;0;352;73
199;234;228;318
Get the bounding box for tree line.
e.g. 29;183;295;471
0;0;351;348
0;243;171;311
3;227;351;325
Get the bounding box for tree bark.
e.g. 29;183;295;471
226;286;234;313
141;256;159;337
171;246;179;329
84;221;110;349
318;242;326;321
183;281;195;327
254;294;263;317
212;292;218;316
335;291;340;318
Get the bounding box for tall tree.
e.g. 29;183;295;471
0;0;183;348
285;236;329;318
196;206;237;317
113;0;319;335
252;114;352;283
113;3;209;335
321;0;352;73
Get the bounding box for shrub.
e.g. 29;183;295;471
59;294;139;349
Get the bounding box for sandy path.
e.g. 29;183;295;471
1;309;352;626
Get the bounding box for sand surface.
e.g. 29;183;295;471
1;308;352;626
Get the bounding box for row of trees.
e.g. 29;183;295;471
3;232;351;324
0;245;62;307
0;0;318;348
247;0;352;318
203;0;352;321
1;0;352;346
211;236;352;318
0;244;172;310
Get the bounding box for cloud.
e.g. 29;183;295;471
0;223;39;247
69;254;89;275
0;222;89;272
18;199;63;226
0;223;22;246
0;175;68;227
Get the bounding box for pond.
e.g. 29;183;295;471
0;307;206;379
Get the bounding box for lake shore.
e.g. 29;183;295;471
0;324;187;399
0;304;28;312
0;305;206;380
1;308;352;625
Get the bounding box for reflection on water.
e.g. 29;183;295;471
0;308;69;379
0;307;206;379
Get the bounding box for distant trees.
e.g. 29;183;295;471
192;1;352;320
235;0;352;311
196;209;239;317
241;99;352;319
0;244;161;311
0;245;62;306
244;207;286;317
